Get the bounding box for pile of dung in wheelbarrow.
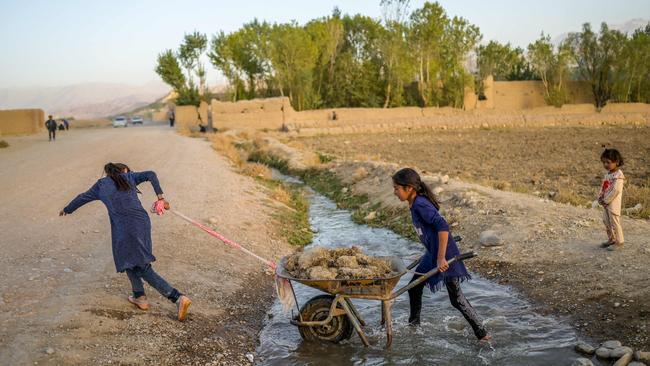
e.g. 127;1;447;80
283;246;395;280
277;245;476;348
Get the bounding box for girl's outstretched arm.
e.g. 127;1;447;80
61;182;100;215
437;231;449;272
131;171;164;196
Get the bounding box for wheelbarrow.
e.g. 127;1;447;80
276;250;477;348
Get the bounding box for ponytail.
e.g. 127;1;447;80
392;168;440;210
104;162;133;192
415;180;440;210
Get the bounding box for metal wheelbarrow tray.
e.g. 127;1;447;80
276;252;476;348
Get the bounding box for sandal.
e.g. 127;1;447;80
128;295;150;311
176;295;191;321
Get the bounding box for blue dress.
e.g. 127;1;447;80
410;195;471;292
64;171;163;272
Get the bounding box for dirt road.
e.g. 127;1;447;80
0;125;291;365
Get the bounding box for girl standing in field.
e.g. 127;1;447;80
392;168;490;341
60;162;191;320
598;148;625;251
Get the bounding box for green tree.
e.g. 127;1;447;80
306;10;345;107
155;31;209;107
327;14;385;107
527;33;571;107
269;22;318;110
565;23;626;108
612;25;650;103
209;31;246;101
439;16;481;108
155;50;186;92
477;41;534;81
409;2;446;106
379;0;412;107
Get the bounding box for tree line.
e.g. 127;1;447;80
155;1;650;110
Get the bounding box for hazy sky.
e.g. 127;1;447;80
1;0;648;88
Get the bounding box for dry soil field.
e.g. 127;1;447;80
300;124;650;217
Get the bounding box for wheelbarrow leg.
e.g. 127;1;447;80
344;298;366;327
340;297;370;347
382;300;393;349
380;301;385;326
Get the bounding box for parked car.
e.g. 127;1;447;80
112;116;127;128
131;116;143;125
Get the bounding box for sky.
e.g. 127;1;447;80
1;0;649;89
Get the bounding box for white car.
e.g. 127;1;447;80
112;116;127;128
131;116;143;125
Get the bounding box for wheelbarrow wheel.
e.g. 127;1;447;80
297;295;353;343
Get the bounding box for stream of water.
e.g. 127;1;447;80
257;174;587;365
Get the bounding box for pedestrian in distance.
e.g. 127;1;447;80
45;115;57;141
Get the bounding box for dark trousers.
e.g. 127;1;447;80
169;118;175;127
408;274;487;339
125;264;181;303
48;130;56;141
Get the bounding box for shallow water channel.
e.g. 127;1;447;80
257;174;587;365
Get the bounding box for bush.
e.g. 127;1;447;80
0;140;8;148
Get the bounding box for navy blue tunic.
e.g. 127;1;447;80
410;195;471;292
64;171;163;272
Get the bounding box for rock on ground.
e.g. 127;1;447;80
575;343;596;355
479;230;502;247
603;340;623;349
613;352;634;366
571;358;594;366
596;347;612;358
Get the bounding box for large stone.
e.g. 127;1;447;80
479;230;502;247
603;340;623;349
575;342;596;355
625;203;643;215
596;347;612;358
628;362;646;366
571;358;594;366
613;352;634;366
611;347;634;358
634;351;650;362
433;186;444;195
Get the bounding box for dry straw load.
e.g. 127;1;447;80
284;246;394;280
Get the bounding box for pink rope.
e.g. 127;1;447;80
170;209;277;270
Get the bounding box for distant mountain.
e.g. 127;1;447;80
0;81;170;119
552;18;650;45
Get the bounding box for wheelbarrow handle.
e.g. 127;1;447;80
454;251;476;262
391;251;477;300
406;236;462;270
406;255;423;270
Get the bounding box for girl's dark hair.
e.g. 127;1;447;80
601;148;624;167
104;162;134;192
392;168;440;210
